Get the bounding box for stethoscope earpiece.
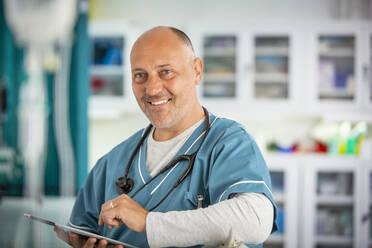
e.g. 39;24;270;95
115;176;134;195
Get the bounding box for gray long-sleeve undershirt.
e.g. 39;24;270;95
146;192;273;247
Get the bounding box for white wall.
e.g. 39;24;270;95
91;0;372;24
89;112;148;169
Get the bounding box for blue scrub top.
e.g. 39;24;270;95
69;113;278;248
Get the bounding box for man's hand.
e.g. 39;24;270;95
98;194;149;232
53;227;123;248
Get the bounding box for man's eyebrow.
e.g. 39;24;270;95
132;68;146;73
131;64;171;73
156;64;171;68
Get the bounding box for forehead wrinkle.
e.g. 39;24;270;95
131;48;190;71
131;64;172;73
130;28;194;64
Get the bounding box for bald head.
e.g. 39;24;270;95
130;26;195;60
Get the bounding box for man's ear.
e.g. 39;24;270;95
193;57;203;85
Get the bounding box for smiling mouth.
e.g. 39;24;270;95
147;98;171;106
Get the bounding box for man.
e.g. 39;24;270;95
55;26;277;248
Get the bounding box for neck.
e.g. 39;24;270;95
153;105;205;141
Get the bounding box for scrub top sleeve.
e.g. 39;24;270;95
208;125;278;232
68;158;107;234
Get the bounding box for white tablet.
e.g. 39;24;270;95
24;213;138;248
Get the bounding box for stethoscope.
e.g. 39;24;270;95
115;107;210;211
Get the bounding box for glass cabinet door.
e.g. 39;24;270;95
265;170;285;248
369;35;372;106
315;171;354;248
318;35;355;101
254;36;290;100
90;36;125;97
202;35;237;98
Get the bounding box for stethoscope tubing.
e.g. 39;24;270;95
119;107;210;211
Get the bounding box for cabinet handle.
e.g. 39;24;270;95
362;212;372;223
363;64;372;88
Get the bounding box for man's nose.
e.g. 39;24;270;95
145;75;163;96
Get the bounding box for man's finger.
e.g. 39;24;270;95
53;227;71;245
70;232;87;248
96;239;108;248
83;237;97;248
98;212;103;226
100;208;122;228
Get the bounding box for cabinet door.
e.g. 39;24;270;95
303;157;362;248
88;21;136;118
369;32;372;109
202;34;238;99
90;36;125;96
307;24;363;113
360;159;372;248
265;156;299;248
362;29;372;110
247;26;300;112
253;36;290;101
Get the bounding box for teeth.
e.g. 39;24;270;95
151;99;168;106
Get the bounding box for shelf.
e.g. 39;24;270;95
319;90;354;98
255;47;289;56
266;234;284;244
90;65;124;75
316;235;353;245
319;48;354;58
204;47;236;57
204;73;235;82
255;73;288;83
321;112;372;122
316;195;354;206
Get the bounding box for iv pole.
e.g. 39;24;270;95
4;0;77;246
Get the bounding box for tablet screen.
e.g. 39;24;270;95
24;213;138;247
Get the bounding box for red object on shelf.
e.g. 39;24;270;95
315;141;328;153
292;144;299;152
91;77;104;90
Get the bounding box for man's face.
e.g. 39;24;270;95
130;29;202;129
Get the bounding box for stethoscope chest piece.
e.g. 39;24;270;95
115;176;134;194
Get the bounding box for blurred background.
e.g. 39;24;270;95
0;0;372;247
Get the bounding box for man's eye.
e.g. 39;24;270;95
135;73;145;78
160;70;174;78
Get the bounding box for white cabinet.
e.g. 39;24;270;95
87;21;372;119
293;21;372;119
88;21;137;118
191;25;300;115
305;22;364;115
302;157;363;248
263;155;371;248
191;22;372;119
